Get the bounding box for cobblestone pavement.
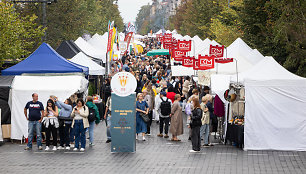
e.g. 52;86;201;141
1;114;306;174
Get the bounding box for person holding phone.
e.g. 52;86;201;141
70;98;89;151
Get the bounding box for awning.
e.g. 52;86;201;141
146;49;170;56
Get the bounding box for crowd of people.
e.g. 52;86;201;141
23;37;218;153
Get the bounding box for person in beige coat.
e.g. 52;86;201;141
71;98;89;151
170;94;184;141
182;76;191;98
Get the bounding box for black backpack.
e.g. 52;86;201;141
160;98;171;116
88;107;96;122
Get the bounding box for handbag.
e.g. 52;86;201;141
139;112;150;123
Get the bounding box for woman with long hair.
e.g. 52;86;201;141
190;97;202;152
43;99;59;151
136;93;149;141
71;98;89;151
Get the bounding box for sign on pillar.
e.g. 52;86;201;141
110;72;137;153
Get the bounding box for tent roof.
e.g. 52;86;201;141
1;43;88;76
232;56;305;83
70;52;105;75
0;76;14;87
75;37;106;62
56;40;81;59
147;49;170;56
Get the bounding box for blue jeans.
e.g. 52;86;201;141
89;121;95;143
27;121;42;148
106;116;111;140
70;126;74;143
74;120;86;149
200;124;210;145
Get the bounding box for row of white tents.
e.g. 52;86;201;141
150;30;306;151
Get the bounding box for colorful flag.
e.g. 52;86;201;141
198;55;215;70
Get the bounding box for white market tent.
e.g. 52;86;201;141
75;37;106;62
70;52;105;75
236;56;306;151
11;75;88;140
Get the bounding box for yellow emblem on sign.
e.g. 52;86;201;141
119;75;128;87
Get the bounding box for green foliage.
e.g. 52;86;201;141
0;2;45;66
88;81;96;96
135;4;152;35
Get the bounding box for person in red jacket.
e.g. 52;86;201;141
166;86;176;103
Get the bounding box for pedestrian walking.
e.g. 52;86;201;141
156;91;171;138
136;93;149;141
86;96;100;146
190;97;202;152
170;94;184;141
200;95;210;147
104;96;112;143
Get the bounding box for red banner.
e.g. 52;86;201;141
172;38;178;49
107;29;113;52
178;40;192;52
209;45;224;58
163;33;172;45
172;49;186;61
198;55;215;70
193;58;199;70
182;57;194;67
164;43;172;50
215;58;233;63
124;32;133;51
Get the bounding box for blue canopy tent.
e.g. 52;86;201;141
1;43;89;75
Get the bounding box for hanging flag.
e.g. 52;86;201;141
178;40;192;52
198;55;215;70
215;58;234;63
193;58;199;70
172;49;186;61
163;33;172;44
182;57;194;67
107;29;113;52
124;32;133;53
209;45;224;58
109;27;117;61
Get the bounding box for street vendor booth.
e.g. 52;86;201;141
228;56;306;151
1;43;89;140
146;49;170;56
0;76;14;125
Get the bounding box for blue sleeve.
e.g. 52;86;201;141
56;101;72;111
25;102;29;109
145;101;148;108
136;101;139;109
40;102;44;110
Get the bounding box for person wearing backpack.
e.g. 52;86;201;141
156;91;172;138
170;94;184;141
86;96;100;146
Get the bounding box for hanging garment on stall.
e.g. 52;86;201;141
214;95;225;117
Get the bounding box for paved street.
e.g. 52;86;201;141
1;114;306;174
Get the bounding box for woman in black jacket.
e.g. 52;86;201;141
190;97;202;152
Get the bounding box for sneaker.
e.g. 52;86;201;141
106;140;111;143
45;146;50;151
52;146;57;151
157;134;163;137
203;144;210;147
136;135;138;140
80;148;85;152
89;143;95;146
38;146;43;150
65;146;70;150
189;150;200;153
188;137;191;140
57;146;64;150
146;133;151;136
142;136;146;141
24;146;32;150
164;134;169;138
209;143;214;146
73;148;78;151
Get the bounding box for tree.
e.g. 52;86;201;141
0;2;45;66
135;4;152;35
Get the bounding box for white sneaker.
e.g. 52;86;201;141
73;148;78;151
136;134;138;140
65;146;70;150
52;146;57;151
80;148;85;152
57;146;64;150
38;146;43;150
142;136;146;141
189;150;200;153
45;146;50;151
89;143;95;146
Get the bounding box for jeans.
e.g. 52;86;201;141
200;124;210;145
70;126;74;143
106;116;111;140
146;110;153;134
45;124;57;147
27;121;42;148
89;121;95;143
159;117;170;134
191;126;201;151
74;120;86;149
59;123;72;147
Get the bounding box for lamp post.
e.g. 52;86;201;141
12;0;58;41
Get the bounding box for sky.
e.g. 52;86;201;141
117;0;152;24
